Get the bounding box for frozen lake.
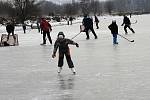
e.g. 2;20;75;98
0;14;150;100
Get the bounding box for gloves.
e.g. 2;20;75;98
75;43;79;47
52;54;56;58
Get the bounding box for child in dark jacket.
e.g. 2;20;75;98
52;32;79;74
6;22;15;41
108;20;118;44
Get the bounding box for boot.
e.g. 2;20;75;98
70;68;76;75
58;67;62;73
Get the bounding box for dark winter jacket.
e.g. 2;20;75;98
6;24;15;33
69;17;73;21
122;16;131;25
108;23;118;34
95;16;99;23
82;17;93;28
22;24;26;29
53;38;77;54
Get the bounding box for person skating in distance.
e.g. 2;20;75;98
52;32;79;75
108;20;119;45
82;15;98;40
6;21;15;41
40;18;52;45
121;15;135;34
94;15;99;29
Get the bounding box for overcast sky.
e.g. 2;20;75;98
45;0;106;4
4;0;106;4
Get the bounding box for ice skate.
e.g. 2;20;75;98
71;68;76;75
58;67;62;73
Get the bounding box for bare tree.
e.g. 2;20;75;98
90;0;100;15
39;1;58;16
63;2;79;16
80;0;91;15
13;0;40;23
63;3;73;16
105;1;114;15
0;1;14;17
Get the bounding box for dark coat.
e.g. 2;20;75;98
69;17;73;21
123;16;131;25
6;24;15;33
95;16;99;23
53;38;76;54
22;24;26;30
82;17;93;28
108;23;118;34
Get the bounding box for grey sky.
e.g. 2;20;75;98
46;0;106;4
3;0;106;4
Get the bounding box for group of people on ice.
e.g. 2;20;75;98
43;14;135;74
108;15;135;44
3;14;135;74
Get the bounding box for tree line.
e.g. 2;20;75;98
40;0;150;16
0;0;150;23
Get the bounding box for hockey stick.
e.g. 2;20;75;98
71;25;84;40
118;34;134;42
71;32;81;40
131;20;137;24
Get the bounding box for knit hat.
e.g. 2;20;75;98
57;32;65;38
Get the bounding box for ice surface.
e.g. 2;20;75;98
0;14;150;100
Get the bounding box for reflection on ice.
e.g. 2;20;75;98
57;74;75;90
56;75;75;100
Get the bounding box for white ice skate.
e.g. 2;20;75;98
71;68;76;75
58;67;62;73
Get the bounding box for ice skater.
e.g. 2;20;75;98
82;15;98;40
108;20;118;44
69;16;73;25
52;32;79;74
6;21;16;41
22;23;26;34
121;15;135;34
40;18;52;45
37;21;40;33
94;15;99;29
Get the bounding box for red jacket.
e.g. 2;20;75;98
40;19;52;31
